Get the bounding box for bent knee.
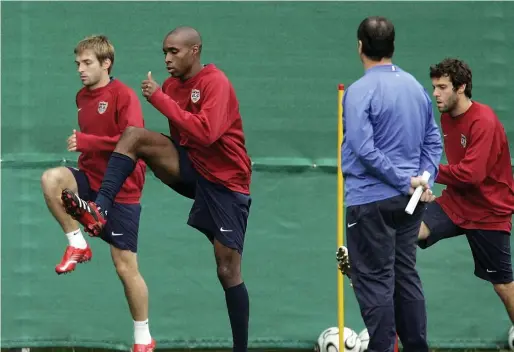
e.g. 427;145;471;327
418;221;431;241
122;126;145;139
41;167;74;191
120;126;150;157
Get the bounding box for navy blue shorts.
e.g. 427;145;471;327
67;167;141;253
419;202;513;284
166;138;251;255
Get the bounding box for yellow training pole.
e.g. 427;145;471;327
337;83;345;352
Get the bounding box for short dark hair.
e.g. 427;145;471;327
357;16;395;61
429;58;473;98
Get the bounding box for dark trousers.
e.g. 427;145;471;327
346;195;429;352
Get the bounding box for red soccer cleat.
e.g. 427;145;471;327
55;245;92;275
132;339;156;352
61;189;106;236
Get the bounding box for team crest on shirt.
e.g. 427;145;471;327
191;89;201;103
460;134;467;148
98;101;108;114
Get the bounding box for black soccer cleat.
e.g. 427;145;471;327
336;246;353;285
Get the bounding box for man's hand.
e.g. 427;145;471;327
408;175;430;195
67;129;78;152
141;71;160;99
420;188;436;203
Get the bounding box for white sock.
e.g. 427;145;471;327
65;229;87;249
134;319;152;344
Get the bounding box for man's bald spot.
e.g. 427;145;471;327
166;26;202;48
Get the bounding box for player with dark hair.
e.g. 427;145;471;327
40;35;155;351
418;57;514;323
61;26;252;352
338;16;442;352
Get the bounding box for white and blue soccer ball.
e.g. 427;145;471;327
357;328;370;352
315;326;361;352
508;325;514;350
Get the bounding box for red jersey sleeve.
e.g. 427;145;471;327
76;132;119;152
148;76;232;146
436;118;497;187
76;89;144;152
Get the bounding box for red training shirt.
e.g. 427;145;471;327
148;64;252;194
435;101;514;232
75;78;146;204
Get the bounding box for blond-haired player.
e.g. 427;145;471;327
40;35;155;352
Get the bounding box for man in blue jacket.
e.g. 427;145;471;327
338;16;443;352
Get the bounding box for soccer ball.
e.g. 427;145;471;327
357;328;370;351
508;325;514;350
314;327;361;352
